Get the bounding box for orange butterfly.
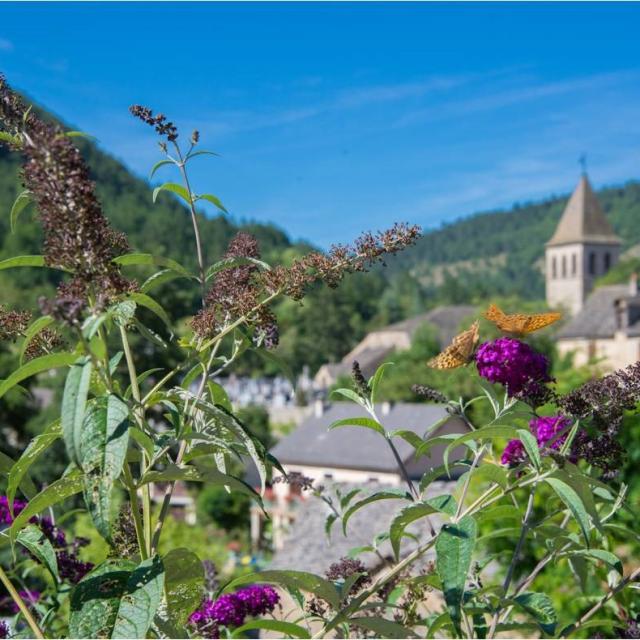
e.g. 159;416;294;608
483;303;561;335
428;320;480;369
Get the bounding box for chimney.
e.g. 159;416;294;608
314;399;325;418
630;273;639;297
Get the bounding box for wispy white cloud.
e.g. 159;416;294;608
0;37;14;52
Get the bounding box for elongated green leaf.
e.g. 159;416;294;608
127;292;172;329
0;352;76;400
62;356;93;466
80;395;130;539
545;477;591;546
330;387;368;408
17;524;60;582
196;193;228;213
187;149;220;160
63;130;97;141
140;465;259;501
436;515;477;636
69;559;136;638
152;182;191;205
517;429;541;470
224;570;340;609
391;495;457;560
415;433;468;459
328;416;385;435
470;463;508;489
0;451;37;500
10;470;84;543
112;555;165;639
348;617;416;639
369;362;393;405
149;158;174;179
0;131;20;145
19;315;55;365
555;468;603;534
163;548;204;626
232;620;310;639
10;190;32;233
7;421;61;508
568;549;623;574
0;255;49;271
141;268;189;293
114;252;191;277
444;425;519;474
389;429;425;452
342;489;409;535
511;591;557;635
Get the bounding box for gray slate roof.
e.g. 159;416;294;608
547;176;620;247
377;305;476;346
269;481;447;574
557;285;640;339
270;402;467;474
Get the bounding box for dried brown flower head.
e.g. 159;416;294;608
0;306;31;342
129;105;179;141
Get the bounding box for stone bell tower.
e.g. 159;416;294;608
545;173;621;316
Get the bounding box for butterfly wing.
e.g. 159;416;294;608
428;321;480;369
484;304;561;334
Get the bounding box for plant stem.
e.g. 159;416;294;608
122;463;148;561
487;487;536;639
173;143;206;306
454;444;486;522
562;566;640;637
119;324;152;558
0;565;45;639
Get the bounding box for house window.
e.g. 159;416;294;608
571;254;577;276
551;257;557;279
323;473;333;480
589;252;596;275
604;252;611;272
561;256;567;278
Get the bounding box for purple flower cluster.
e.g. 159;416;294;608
476;337;551;400
189;585;280;638
0;589;40;616
501;415;572;466
1;495;93;584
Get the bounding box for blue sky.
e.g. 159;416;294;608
1;2;640;247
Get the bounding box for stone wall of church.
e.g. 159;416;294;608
557;334;640;370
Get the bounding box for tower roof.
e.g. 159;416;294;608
547;175;620;247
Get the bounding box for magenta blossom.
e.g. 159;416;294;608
502;414;572;467
476;337;551;398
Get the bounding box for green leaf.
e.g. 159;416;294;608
141;268;189;293
391;495;457;560
0;352;76;400
347;617;416;638
112;556;165;639
342;489;409;535
80;395;130;539
224;570;340;609
232;620;311;639
389;429;425;452
152;182;191;205
63;130;97;141
0;254;69;271
470;463;508;490
10;190;32;233
0;451;37;500
436;515;477;636
568;549;623;574
19;315;55;365
511;591;557;635
186;149;220;160
70;560;136;638
163;548;204;626
140;465;259;501
62;356;93;467
10;470;84;543
328;416;385;436
196;193;228;213
419;461;472;494
127;292;173;330
148;158;175;179
113;252;191;277
17;524;60;582
369;362;393;404
444;425;519;474
517;429;541;470
545;477;591;546
0;131;20;145
7;421;61;508
330;387;368;408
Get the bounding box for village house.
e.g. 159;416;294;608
314;305;475;389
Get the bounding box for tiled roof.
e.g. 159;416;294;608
547;176;620;247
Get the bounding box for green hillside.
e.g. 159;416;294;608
391;180;640;302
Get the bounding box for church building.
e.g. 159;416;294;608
546;174;640;369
